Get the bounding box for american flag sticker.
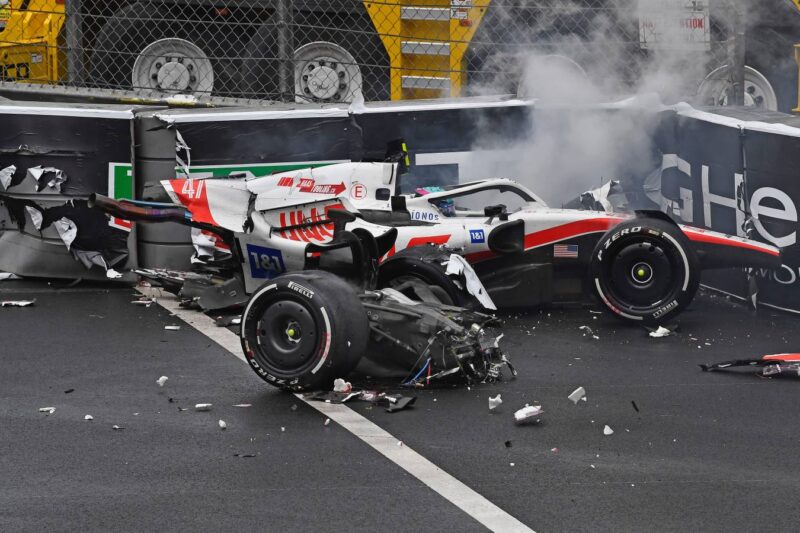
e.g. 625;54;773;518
554;244;579;258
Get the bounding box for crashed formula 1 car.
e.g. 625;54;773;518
91;177;513;391
93;158;780;325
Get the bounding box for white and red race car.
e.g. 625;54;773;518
92;161;780;325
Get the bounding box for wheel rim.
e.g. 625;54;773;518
131;38;214;95
294;41;363;103
604;241;678;311
253;299;320;376
697;65;778;111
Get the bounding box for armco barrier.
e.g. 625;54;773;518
659;106;800;314
1;96;799;314
0;102;137;279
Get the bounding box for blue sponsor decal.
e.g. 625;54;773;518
469;229;485;244
246;244;286;279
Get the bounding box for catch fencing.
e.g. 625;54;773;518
0;1;750;105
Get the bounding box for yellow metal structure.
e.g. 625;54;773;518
0;0;65;83
365;0;490;100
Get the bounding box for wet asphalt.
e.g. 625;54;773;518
1;279;799;532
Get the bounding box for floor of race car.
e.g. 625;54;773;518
2;280;799;532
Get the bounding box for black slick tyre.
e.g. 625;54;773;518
590;218;700;325
240;271;368;391
377;245;478;308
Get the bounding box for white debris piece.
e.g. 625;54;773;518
280;426;286;432
445;254;497;310
649;326;673;338
25;206;43;230
233;404;252;408
106;269;123;279
568;386;587;404
333;378;352;393
0;165;16;189
579;325;594;336
112;425;124;430
509;463;515;467
84;415;93;421
1;300;35;307
39;407;56;414
164;325;181;331
0;272;22;281
513;404;544;424
156;376;168;387
324;418;331;426
175;129;192;177
603;425;614;436
53;217;77;250
131;298;155;306
488;394;503;411
195;403;213;411
218;420;227;430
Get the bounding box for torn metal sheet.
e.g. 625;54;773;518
576;180;628;213
175;129;192;178
26;166;68;193
53;217;77;250
25;206;43;231
0;165;15;189
444;254;497;311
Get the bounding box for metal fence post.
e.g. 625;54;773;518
277;0;294;101
729;2;746;106
65;0;84;85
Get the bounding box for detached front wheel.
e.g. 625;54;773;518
590;218;700;325
240;271;368;391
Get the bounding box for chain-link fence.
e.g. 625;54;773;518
0;0;795;109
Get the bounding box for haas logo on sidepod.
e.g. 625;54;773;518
277;203;344;243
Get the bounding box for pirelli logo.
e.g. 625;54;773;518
288;281;314;299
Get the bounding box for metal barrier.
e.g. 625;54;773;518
0;1;795;110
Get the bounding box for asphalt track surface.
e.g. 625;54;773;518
2;280;799;532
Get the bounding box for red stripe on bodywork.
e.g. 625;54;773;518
523;218;623;249
465;217;622;263
763;353;800;362
682;228;780;257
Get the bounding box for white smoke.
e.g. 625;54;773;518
465;0;751;204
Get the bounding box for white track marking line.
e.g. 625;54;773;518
140;287;534;533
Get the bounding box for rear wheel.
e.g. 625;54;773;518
240;271;368;391
590;218;700;325
378;245;478;308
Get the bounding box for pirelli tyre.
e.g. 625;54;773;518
240;271;369;391
590;218;700;325
377;245;478;308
